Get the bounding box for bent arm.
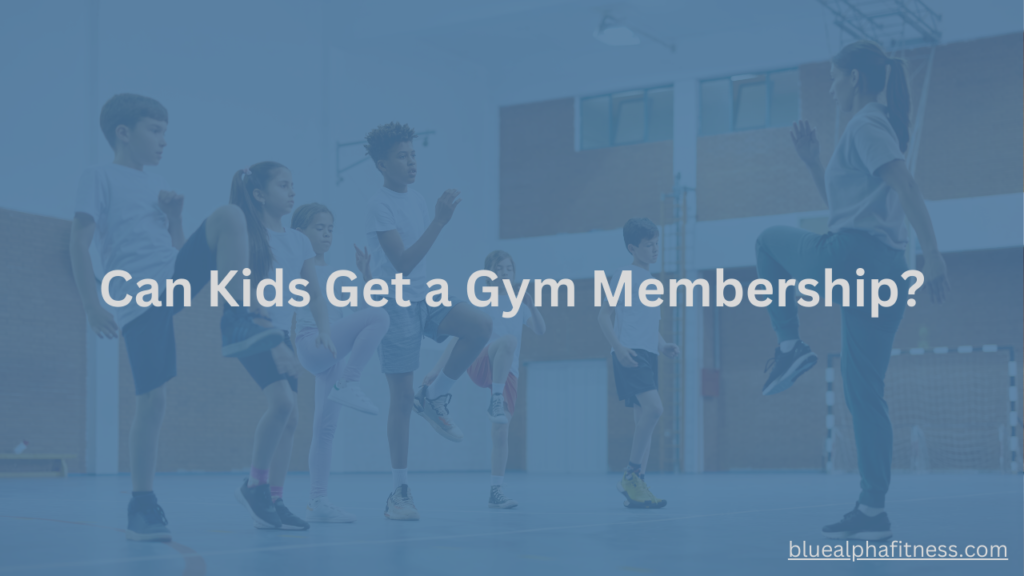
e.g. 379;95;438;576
303;259;331;335
877;160;938;255
597;301;620;350
377;223;444;276
70;214;103;314
70;213;118;338
805;160;828;206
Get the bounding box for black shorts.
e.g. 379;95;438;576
612;348;659;407
122;220;216;395
237;330;299;392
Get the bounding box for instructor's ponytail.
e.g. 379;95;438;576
833;40;911;153
884;57;911;154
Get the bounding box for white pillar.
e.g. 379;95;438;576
682;188;704;473
85;330;119;474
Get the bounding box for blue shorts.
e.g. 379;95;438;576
121;221;215;395
377;299;460;374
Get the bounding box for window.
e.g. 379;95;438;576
699;69;799;135
580;86;673;150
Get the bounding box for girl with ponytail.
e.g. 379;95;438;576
754;39;950;540
229;162;337;532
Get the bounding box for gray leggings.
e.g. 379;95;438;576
755;225;908;507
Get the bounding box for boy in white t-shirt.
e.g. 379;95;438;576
598;217;679;509
424;250;546;509
69;94;284;542
363;122;493;520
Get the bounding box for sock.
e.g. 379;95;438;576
858;503;884;517
779;339;797;353
491;379;506;397
270;486;283;501
249;467;270;486
392;468;408;489
639;473;645;481
428;372;456;399
626;461;641;475
131;490;155;502
491;475;504;487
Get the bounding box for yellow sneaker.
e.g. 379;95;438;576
636;477;667;509
618;470;668;509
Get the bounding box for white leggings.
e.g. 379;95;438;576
295;308;390;501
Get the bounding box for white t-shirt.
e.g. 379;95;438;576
825;102;907;250
365;186;433;302
73;163;178;328
480;296;531;378
612;265;661;355
264;227;316;332
295;264;347;332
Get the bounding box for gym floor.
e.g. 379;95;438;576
1;472;1020;575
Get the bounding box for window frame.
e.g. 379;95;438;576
698;68;800;135
578;85;674;151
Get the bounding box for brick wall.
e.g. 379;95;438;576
697;33;1024;221
499;98;674;239
0;209;88;472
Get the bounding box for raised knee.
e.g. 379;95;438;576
474;313;493;341
497;334;517;352
284;408;299;432
269;395;296;421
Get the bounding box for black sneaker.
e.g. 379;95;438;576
488;485;518;509
822;503;892;540
234;479;282;529
761;341;817;396
126;494;171;542
220;309;284;358
274;500;310;531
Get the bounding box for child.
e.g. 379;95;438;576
424;250;545;509
364;122;492;520
291;202;390;523
228;162;336;531
69;94;284;541
598;217;679;509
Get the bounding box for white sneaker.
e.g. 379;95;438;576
384;485;420;521
486;393;509;425
328;382;379;415
413;386;463;442
306;498;356;523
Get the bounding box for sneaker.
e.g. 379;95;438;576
488;485;518;509
328;382;379;415
633;478;667;509
126;495;172;542
234;479;282;529
761;340;818;396
384;485;420;521
273;500;310;531
306;498;356;523
617;468;663;509
220;310;284;358
413;386;464;442
822;503;892;540
486;393;509;425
